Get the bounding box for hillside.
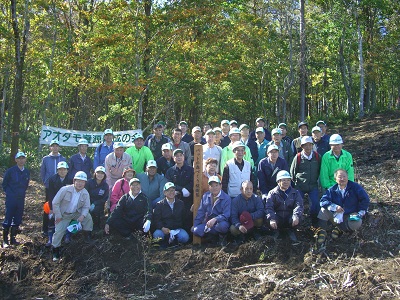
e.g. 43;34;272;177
0;112;399;299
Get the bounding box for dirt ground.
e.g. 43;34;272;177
1;112;399;299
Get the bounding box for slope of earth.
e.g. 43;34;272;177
0;111;399;299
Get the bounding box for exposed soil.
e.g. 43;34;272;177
1;112;400;299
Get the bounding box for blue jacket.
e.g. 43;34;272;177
265;186;304;221
2;166;30;199
257;157;289;195
231;193;264;228
85;178;109;207
194;190;231;226
156;156;175;176
320;181;370;215
40;154;66;188
243;138;259;164
93;142;114;169
68;153;93;180
314;139;330;157
165;164;194;196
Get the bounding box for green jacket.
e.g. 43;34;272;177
125;146;154;174
320;149;354;189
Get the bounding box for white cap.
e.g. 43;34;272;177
208;176;221;184
213;127;222;133
74;171;87;181
312;126;321;132
133;134;144;141
191;126;202;133
267;144;279;153
146;160;157;168
229;128;241;136
114;142;124;148
329;134;343;145
164;182;175;191
15;151;26;159
301;136;314;145
162;143;173;151
271;128;282;135
95;166;106;173
232;141;245;152
78;138;89;145
104;129;113;135
57;161;69;169
276;170;291;182
129;178;140;185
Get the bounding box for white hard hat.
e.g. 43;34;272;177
78;138;89;145
229;128;241;136
232;141;245;152
74;171;87;181
267;144;279;153
301;136;314;145
95;166;106;173
57;161;69;169
329;134;343;145
276;170;291;182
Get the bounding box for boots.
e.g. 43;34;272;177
10;227;20;245
2;228;9;248
52;247;60;261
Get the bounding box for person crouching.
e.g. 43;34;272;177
51;171;93;261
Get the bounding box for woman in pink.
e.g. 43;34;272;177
110;167;136;212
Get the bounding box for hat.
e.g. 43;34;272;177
267;144;279;153
298;121;308;128
232;141;245;152
122;166;135;176
208;175;221;185
104;129;113;135
271;128;282;135
221;120;230;126
133;134;144;141
240;211;254;230
57;161;69;169
67;220;82;234
316;120;326;126
15;151;26;159
129;178;140;185
164;182;175;191
162;143;173;151
278;123;287;128
255;127;264;133
153;123;163;129
74;171;87;181
276;170;291;182
95;166;106;173
312;126;321;132
239;124;249;131
191;126;201;134
256;117;265;123
146;160;157;168
179;121;188;126
329;134;343;145
301;136;314;145
213;127;222;133
50;139;60;146
173;148;184;156
114;142;124;148
78;138;89;145
230;120;238;125
229;128;241;136
157;121;166;126
206;129;215;135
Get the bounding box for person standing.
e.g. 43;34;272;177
145;123;171;160
126;134;154;174
169;128;192;166
104;142;133;192
94;129;114;169
68;138;93;180
2;152;30;248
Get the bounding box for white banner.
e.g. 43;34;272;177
39;126;142;147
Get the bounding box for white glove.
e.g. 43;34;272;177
169;229;180;244
204;226;211;233
48;213;54;220
89;203;95;212
143;220;151;233
182;188;190;198
333;212;344;224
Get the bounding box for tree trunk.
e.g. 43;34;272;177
9;0;30;166
339;28;353;118
299;0;306;121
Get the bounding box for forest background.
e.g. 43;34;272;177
1;0;399;168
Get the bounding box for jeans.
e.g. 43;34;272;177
298;188;320;216
153;228;189;244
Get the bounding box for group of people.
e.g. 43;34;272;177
1;117;370;260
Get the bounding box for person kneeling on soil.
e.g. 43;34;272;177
230;180;264;244
51;171;93;261
265;170;304;242
104;178;152;239
192;176;231;246
152;182;189;247
315;169;370;244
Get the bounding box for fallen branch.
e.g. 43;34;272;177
384;181;392;198
204;262;276;273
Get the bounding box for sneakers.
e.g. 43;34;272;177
331;227;343;239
